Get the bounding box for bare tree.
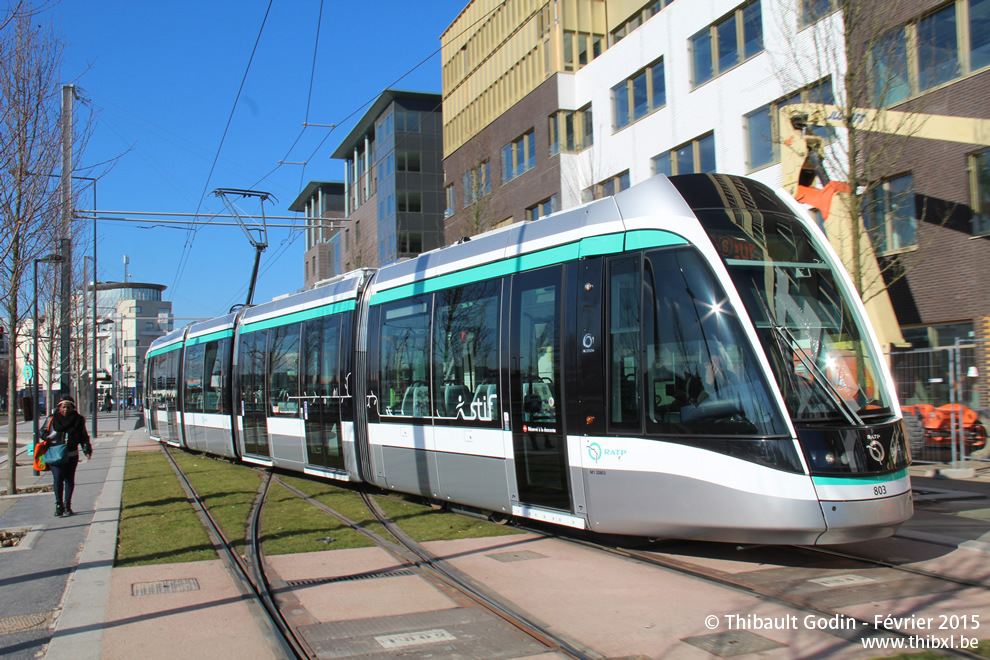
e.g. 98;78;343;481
0;12;67;492
769;0;961;310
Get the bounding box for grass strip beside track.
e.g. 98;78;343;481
169;450;261;557
373;495;524;543
275;475;391;543
261;481;377;554
117;449;527;565
116;450;216;566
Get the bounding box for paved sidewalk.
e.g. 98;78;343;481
0;410;135;659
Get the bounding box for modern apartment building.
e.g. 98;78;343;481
319;89;446;273
90;281;173;402
291;181;346;288
440;0;990;370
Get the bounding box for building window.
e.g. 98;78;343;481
397;151;421;172
463;161;491;207
445;184;455;218
550;105;593;155
501;131;536;184
397;191;422;213
970;148;990;236
799;0;837;28
613;58;664;130
653;133;716;176
691;0;763;87
744;79;834;171
395;110;421;132
583;171;631;202
398;232;423;255
526;195;559;221
611;1;673;45
563;31;604;71
872;0;990;106
863;174;917;253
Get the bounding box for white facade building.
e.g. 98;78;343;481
557;0;847;209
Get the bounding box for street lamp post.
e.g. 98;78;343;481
33;253;65;475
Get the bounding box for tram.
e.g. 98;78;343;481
144;173;912;545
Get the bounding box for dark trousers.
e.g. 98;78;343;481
51;456;80;507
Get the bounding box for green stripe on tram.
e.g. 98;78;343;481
147;342;183;358
370;230;685;306
186;328;233;346
240;299;356;333
811;468;909;487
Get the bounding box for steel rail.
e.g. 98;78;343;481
274;477;602;660
161;447;309;659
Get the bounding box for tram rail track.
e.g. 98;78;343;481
161;444;603;659
273;477;603;660
161;446;310;659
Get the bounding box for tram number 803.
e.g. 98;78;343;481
874;485;887;496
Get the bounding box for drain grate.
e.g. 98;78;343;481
485;550;547;563
682;630;787;657
131;578;201;596
287;568;414;587
0;611;53;634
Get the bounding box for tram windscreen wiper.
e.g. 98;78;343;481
754;291;863;427
770;318;863;427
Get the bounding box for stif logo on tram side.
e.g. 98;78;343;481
587;442;627;463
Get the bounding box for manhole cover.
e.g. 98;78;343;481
682;630;787;657
808;574;877;588
485;550;547;562
0;611;52;634
131;578;201;596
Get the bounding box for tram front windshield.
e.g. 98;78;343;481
697;208;894;423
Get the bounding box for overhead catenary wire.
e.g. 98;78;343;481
170;0;276;301
98;3;506;318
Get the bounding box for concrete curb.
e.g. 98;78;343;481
46;431;129;659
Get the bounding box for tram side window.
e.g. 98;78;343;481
238;330;268;415
608;257;641;430
379;295;433;417
432;280;500;422
183;343;206;413
165;350;179;411
269;323;301;416
204;338;228;414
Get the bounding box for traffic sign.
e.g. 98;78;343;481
23;364;33;381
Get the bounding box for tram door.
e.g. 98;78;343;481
509;265;570;511
237;329;270;457
302;316;345;470
160;350;181;445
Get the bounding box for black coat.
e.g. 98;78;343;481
46;411;92;458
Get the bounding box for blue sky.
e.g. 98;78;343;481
55;0;465;322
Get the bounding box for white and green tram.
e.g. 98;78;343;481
145;173;912;545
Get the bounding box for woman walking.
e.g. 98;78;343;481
44;396;92;517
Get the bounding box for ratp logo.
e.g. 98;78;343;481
587;443;628;463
